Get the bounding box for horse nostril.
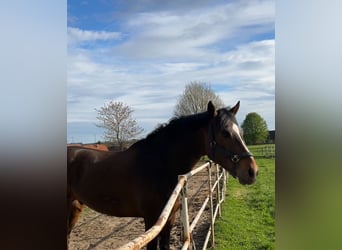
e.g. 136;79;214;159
249;167;255;178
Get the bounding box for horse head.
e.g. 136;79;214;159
206;101;258;185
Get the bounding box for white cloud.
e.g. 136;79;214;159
68;39;274;127
67;0;275;142
68;27;121;44
113;0;274;60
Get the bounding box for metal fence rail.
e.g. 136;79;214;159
262;145;275;158
117;177;186;250
117;161;227;249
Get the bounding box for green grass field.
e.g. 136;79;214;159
213;145;275;250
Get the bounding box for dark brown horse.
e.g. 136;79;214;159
67;101;258;249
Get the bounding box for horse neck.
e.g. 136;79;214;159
166;126;207;175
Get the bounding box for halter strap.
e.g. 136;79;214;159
208;123;253;163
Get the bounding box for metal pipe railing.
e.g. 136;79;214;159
117;177;186;250
117;161;227;249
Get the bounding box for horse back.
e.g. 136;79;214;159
67;146;113;183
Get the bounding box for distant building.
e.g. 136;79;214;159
67;142;109;151
267;130;275;143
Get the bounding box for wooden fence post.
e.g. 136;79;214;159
207;162;215;248
223;168;227;202
179;176;191;250
215;163;222;218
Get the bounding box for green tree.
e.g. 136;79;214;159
241;112;269;145
174;81;224;117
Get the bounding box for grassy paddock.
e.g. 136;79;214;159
213;144;275;249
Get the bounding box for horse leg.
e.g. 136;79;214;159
158;220;173;250
67;189;73;247
159;199;179;250
144;216;159;250
67;188;84;248
68;200;84;234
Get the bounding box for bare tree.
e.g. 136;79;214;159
174;81;225;117
95;101;143;150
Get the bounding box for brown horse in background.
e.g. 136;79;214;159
67;101;258;250
67;143;112;247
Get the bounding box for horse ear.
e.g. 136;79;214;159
207;101;217;117
229;101;240;115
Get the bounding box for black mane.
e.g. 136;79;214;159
148;112;210;140
131;106;238;150
131;111;211;150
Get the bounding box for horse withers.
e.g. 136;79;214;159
67;101;258;249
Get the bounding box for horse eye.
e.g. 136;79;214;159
222;130;229;138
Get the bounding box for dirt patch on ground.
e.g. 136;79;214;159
69;167;222;249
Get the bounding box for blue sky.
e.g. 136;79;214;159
67;0;275;143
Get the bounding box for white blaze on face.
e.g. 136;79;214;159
232;123;249;152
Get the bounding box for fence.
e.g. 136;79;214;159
251;144;275;158
117;161;227;250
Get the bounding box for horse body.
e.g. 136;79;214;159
67;101;258;250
